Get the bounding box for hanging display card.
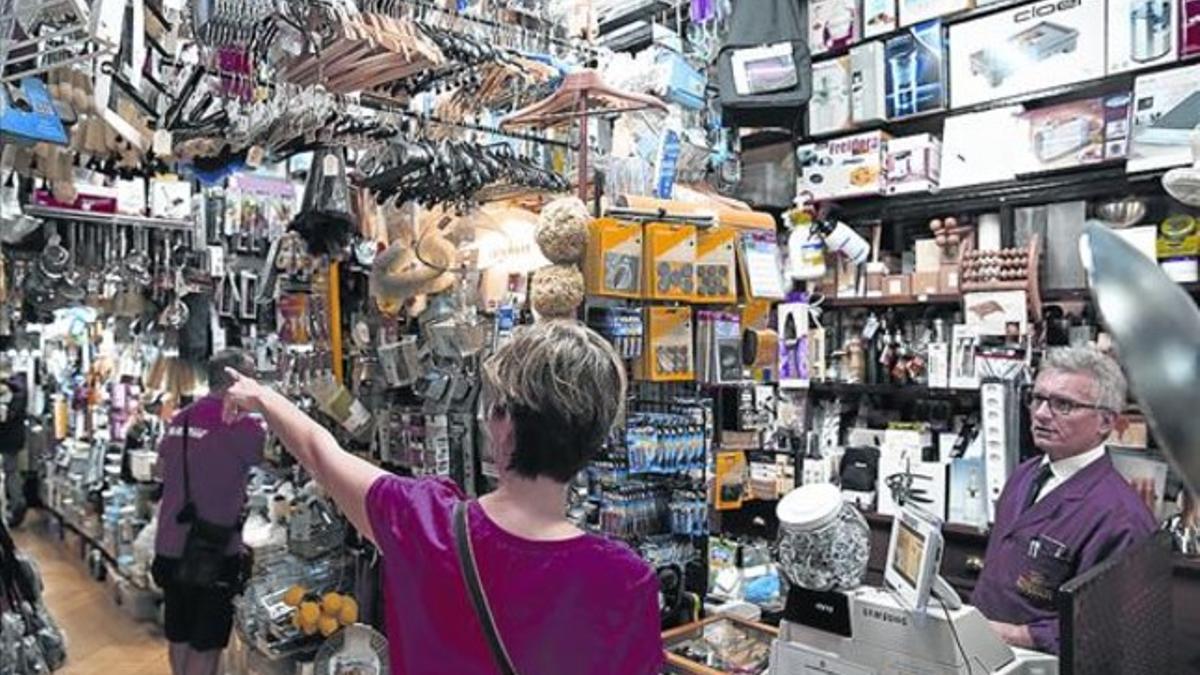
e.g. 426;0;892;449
737;232;786;300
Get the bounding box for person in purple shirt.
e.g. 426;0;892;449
152;350;266;675
222;320;664;674
972;346;1156;655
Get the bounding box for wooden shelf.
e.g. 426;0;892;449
827;164;1169;223
822;293;961;309
810;381;980;402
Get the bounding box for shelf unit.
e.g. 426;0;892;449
822;293;962;309
24;205;194;231
809;381;979;401
828;165;1170;222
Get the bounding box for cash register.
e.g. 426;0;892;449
770;504;1059;674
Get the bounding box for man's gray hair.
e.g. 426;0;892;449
206;349;255;392
482;319;627;443
1041;345;1128;413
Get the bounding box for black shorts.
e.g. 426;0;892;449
151;556;242;651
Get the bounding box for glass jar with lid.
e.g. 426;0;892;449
775;483;870;592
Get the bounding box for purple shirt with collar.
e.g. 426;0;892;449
971;451;1156;654
154;395;266;557
365;474;665;675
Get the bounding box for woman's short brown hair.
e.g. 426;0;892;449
481;320;627;483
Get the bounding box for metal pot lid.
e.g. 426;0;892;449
1081;223;1200;495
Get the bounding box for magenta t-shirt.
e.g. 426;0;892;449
155;395;266;557
365;475;665;675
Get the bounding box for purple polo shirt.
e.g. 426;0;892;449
972;452;1156;654
154;395;266;557
365;475;665;675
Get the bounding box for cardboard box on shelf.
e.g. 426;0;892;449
948;0;1107;108
809;57;855;136
939;106;1023;189
912;271;941;295
796;130;891;201
1108;0;1178;74
899;0;974;27
915;238;943;272
1013;94;1133;175
885;133;942;194
810;0;861;55
864;0;899;37
939;264;961;293
850;41;888;125
1129;63;1200;173
884;274;912;296
885;20;948;119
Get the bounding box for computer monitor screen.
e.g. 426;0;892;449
892;520;926;588
884;505;944;612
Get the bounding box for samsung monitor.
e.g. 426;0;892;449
885;504;960;613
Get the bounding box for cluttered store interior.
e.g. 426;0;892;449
1;0;1200;673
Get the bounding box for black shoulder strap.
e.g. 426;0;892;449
176;413;196;525
453;501;517;675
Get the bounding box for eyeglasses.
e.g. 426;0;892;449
1025;392;1111;417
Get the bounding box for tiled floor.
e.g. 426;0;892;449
12;514;171;675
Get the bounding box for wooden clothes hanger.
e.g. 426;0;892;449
499;70;667;129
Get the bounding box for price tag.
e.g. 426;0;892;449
152;128;172;157
246;145;264;168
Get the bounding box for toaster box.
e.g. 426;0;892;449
885;133;942;194
850;41;889;124
864;0;899;36
795;130;891;201
809;57;855;136
1109;0;1179;74
1128;62;1200;172
810;0;861;55
1013;94;1133;174
1183;0;1200;57
884;20;948;119
949;0;1107;108
899;0;974;27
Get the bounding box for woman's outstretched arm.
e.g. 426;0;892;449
222;368;385;544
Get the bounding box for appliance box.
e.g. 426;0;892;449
1109;0;1179;74
850;41;889;124
1013;94;1133;174
809;57;855;136
1128;63;1200;172
795;131;891;201
885;133;942;194
864;0;899;36
1183;0;1200;57
884;19;948;119
810;0;861;55
899;0;975;27
948;0;1107;108
939;106;1023;188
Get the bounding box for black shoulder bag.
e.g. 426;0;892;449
453;501;517;675
174;414;239;587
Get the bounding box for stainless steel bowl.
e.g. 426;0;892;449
1093;197;1147;228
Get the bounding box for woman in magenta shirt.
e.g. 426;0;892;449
222;320;664;674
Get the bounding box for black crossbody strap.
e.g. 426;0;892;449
181;413;192;505
453;501;517;675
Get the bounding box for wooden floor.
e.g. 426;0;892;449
12;513;171;675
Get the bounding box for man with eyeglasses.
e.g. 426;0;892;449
971;346;1156;655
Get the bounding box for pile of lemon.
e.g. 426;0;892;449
283;585;359;637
